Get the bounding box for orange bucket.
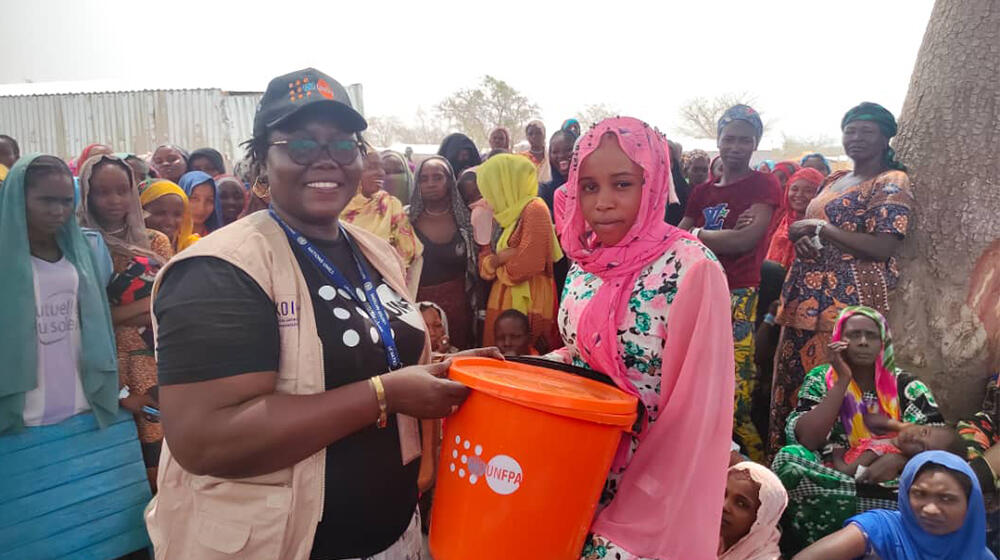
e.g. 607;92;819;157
429;357;638;560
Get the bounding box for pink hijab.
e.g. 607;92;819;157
719;462;787;560
559;117;693;393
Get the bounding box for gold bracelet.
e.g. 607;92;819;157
370;375;388;429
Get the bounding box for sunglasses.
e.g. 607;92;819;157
269;138;364;166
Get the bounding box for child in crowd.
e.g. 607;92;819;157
458;168;494;248
494;309;536;356
831;417;964;479
419;301;458;359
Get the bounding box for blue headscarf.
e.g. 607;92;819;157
757;159;776;172
178;170;223;232
800;152;832;175
0;155;119;435
717;104;763;143
849;451;996;560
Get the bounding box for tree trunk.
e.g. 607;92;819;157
891;0;1000;420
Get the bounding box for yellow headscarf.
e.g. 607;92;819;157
477;154;563;313
139;179;200;252
0;164;8;184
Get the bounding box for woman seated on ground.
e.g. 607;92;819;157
139;179;201;253
343;145;423;296
478;154;562;352
177;170;223;236
793;450;996;560
418;301;459;359
773;306;944;553
719;462;788;560
957;373;1000;549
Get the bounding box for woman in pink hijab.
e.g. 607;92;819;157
719;462;788;560
548;117;735;560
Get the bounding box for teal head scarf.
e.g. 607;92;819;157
0;154;119;435
841;102;907;172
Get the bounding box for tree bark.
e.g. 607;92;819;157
891;0;1000;419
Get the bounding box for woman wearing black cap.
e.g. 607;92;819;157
145;68;499;560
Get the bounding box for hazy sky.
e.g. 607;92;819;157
5;0;934;146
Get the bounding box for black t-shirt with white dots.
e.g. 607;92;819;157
155;232;426;559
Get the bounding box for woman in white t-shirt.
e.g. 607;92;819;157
0;155;152;557
0;154;118;432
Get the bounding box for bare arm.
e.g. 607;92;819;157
677;216;695;231
160;361;467;478
696;203;774;255
111;298;150;326
792;524;868;560
788;219;903;261
795;342;852;451
821;227;903;261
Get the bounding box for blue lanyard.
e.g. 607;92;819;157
269;208;402;371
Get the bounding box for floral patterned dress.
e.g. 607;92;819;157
547;239;719;560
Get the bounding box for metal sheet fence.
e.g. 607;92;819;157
0;89;263;170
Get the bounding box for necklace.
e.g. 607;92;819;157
423;207;451;217
106;225;127;235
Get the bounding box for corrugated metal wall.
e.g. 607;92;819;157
0;89;262;169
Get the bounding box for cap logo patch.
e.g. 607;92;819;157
317;79;335;100
288;77;316;102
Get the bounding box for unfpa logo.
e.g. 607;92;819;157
287;77;334;102
448;434;523;496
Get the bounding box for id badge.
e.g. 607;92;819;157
397;414;421;465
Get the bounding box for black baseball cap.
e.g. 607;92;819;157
253;68;367;135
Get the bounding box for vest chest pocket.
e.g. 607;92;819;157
187;480;293;558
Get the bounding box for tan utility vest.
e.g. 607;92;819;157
145;211;429;559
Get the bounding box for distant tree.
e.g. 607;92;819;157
364;108;448;147
364;115;406;147
677;93;768;139
574;104;620;129
777;134;844;161
436;76;540;147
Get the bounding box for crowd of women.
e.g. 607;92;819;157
0;66;997;560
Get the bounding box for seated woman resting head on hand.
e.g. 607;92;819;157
773;305;944;553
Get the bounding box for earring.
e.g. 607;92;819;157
251;176;270;200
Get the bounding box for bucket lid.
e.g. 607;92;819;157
449;357;638;422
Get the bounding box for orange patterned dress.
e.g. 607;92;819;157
109;230;173;485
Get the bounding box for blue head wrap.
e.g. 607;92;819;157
800;152;832;175
178;171;223;232
849;450;996;560
717;104;763;143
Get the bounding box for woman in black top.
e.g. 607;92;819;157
408;156;480;349
152;68;498;560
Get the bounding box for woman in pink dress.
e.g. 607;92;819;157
547;117;735;560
